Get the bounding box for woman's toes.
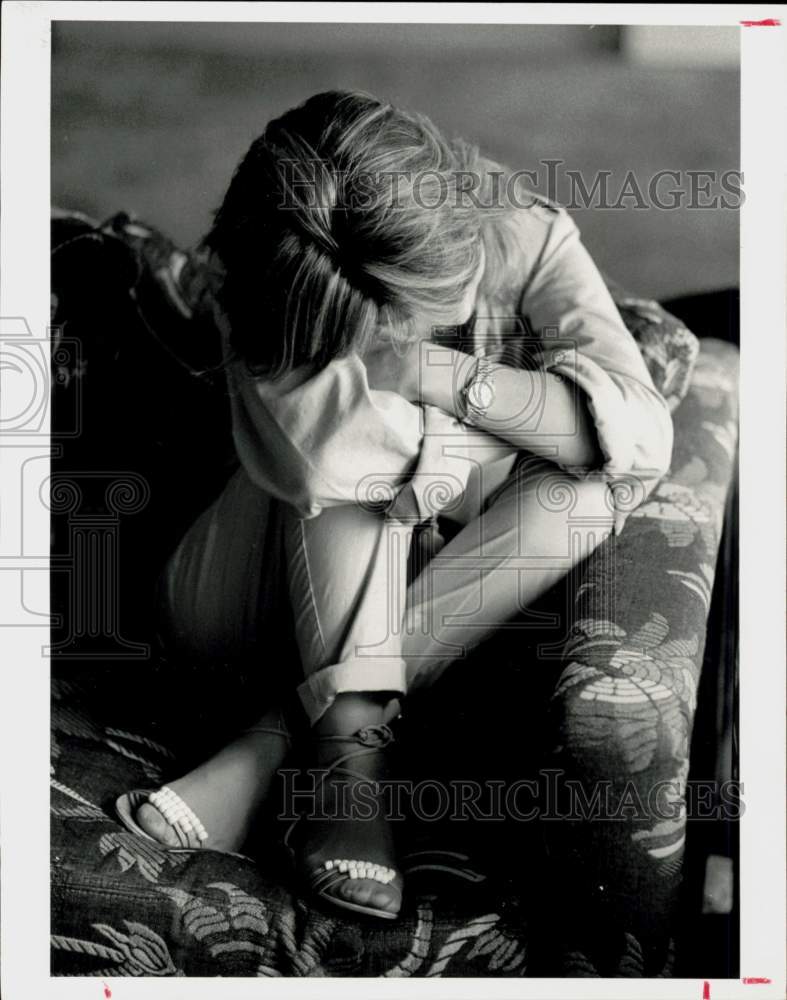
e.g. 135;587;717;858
135;802;182;848
337;877;399;914
337;878;374;906
370;884;400;914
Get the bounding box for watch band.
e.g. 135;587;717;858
461;356;496;426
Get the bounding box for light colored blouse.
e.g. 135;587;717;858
221;198;674;530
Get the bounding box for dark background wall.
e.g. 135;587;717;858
51;21;740;300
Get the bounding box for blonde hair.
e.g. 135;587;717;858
204;90;519;378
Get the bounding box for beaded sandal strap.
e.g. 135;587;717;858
148;786;209;845
312;858;397;886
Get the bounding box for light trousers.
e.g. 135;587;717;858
157;443;616;725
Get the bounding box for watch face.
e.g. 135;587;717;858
468;379;494;410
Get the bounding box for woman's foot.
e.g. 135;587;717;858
292;694;403;918
131;708;291;853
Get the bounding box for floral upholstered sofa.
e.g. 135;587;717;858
50;209;739;978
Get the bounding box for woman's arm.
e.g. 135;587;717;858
506;202;674;488
417;343;604;469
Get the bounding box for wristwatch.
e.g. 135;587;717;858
461;356;497;425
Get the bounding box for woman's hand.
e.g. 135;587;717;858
361;337;424;402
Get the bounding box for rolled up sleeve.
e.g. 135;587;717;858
516;204;674;527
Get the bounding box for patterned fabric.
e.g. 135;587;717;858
537;341;738;973
603;276;701;413
50;209;736;977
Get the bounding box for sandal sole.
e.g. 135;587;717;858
313;886;401;921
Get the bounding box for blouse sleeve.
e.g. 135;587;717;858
227;352;472;521
514;202;674;527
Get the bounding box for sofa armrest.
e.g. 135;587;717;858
540;337;739;974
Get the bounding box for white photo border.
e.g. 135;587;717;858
1;3;785;998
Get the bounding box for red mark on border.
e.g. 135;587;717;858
743;978;773;984
102;984;112;999
703;982;711;999
740;18;781;26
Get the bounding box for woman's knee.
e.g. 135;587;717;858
515;465;614;555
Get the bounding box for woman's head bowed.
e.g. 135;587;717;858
204;90;515;377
